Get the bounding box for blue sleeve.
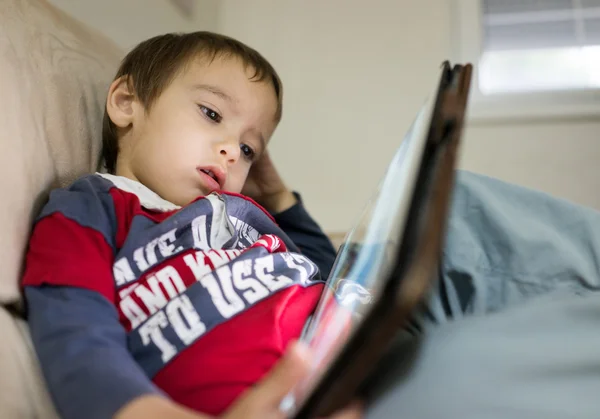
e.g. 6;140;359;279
273;193;337;280
25;286;162;419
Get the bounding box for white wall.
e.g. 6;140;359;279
218;0;600;232
462;119;600;213
48;0;220;50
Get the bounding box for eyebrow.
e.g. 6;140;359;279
192;84;236;104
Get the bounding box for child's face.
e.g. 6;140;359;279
112;56;279;206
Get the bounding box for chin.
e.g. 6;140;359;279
160;191;194;208
181;194;202;206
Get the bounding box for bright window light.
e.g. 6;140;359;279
479;0;600;94
480;45;600;93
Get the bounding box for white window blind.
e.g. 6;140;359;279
483;0;600;50
478;0;600;93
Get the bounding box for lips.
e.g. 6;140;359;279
197;166;226;191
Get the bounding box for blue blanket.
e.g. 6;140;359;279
430;170;600;319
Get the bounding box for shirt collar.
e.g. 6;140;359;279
96;172;181;212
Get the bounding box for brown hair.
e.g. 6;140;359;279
101;31;283;173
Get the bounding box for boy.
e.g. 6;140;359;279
21;32;361;419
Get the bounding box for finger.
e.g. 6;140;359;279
328;401;365;419
254;340;312;408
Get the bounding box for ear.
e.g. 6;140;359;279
106;76;137;129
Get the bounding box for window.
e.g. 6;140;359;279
454;0;600;121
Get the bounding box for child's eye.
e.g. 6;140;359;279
240;144;255;161
198;105;222;123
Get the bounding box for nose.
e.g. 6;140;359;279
217;138;240;165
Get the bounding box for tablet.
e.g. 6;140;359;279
284;61;473;418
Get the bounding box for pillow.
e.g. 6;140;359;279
0;0;123;304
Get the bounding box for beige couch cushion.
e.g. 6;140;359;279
0;0;123;303
0;306;59;419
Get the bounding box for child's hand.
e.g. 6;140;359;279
222;341;364;419
242;151;297;214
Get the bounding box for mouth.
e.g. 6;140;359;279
197;166;226;191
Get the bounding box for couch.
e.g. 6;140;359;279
0;0;123;417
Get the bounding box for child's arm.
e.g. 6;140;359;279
22;196;167;419
25;285;171;419
271;192;337;279
21;178;183;419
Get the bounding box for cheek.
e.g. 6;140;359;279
132;131;206;188
147;114;207;159
226;165;251;193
